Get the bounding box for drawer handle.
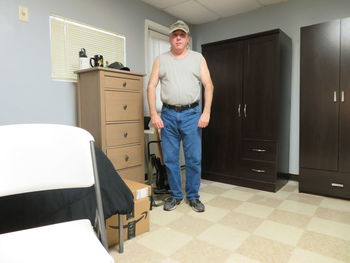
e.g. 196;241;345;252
251;169;265;173
123;82;127;87
123;132;128;138
124;155;129;162
331;183;344;188
251;148;266;152
123;104;128;110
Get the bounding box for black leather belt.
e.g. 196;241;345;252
163;102;199;112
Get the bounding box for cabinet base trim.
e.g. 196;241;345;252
202;171;287;192
278;173;298;181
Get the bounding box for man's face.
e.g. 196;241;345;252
170;30;189;52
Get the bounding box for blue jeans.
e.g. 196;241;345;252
161;105;201;200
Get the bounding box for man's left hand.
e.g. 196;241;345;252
198;112;210;128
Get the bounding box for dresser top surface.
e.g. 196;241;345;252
75;67;145;77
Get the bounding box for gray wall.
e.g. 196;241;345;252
0;0;176;125
192;0;350;175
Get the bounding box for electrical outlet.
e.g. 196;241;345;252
19;6;29;22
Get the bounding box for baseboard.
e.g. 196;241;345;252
278;173;299;181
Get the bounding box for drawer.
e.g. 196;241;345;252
107;145;143;170
104;75;140;92
240;160;276;182
300;168;350;199
105;91;140;122
106;123;141;146
242;141;276;162
118;165;144;183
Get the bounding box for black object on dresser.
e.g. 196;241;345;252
201;29;292;192
300;18;350;199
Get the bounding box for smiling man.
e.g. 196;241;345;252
147;20;214;212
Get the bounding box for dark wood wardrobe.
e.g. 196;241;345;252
202;29;292;192
300;18;350;199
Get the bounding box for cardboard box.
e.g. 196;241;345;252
106;179;151;247
123;179;152;201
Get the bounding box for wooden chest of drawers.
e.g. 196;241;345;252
76;68;145;183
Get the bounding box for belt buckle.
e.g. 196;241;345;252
175;105;183;112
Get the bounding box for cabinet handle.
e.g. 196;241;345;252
251;148;266;152
123;132;128;138
251;168;265;173
334;91;337;102
238;104;241;117
124;155;129;162
331;183;344;188
341;91;345;102
123;104;128;110
244;104;247;117
123;82;127;87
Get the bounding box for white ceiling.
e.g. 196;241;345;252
141;0;288;25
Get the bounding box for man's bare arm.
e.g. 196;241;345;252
198;57;214;128
147;57;164;129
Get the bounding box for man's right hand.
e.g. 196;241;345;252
151;113;164;129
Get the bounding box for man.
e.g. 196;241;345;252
147;20;214;212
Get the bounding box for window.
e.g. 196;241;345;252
144;20;170;115
146;29;170;114
49;15;125;81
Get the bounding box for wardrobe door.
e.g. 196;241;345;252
300;20;340;171
340;17;350;173
242;34;279;141
202;41;243;178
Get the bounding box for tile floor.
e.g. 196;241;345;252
109;180;350;263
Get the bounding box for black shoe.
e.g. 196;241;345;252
188;199;205;212
163;196;183;211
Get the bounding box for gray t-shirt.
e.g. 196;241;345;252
159;50;202;105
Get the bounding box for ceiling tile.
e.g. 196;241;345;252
141;0;289;25
198;0;262;17
258;0;288;5
164;1;220;25
141;0;188;10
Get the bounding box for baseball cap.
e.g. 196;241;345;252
169;20;189;34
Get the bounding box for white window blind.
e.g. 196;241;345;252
50;15;125;81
